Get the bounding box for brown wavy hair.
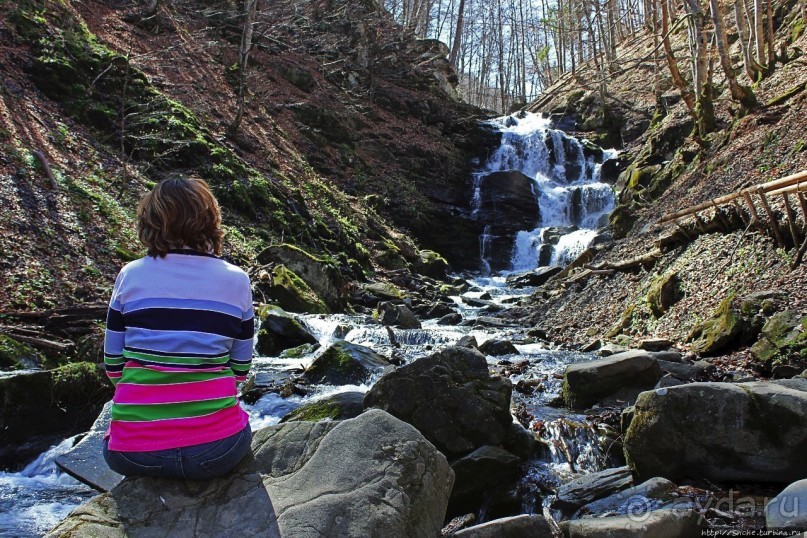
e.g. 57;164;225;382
137;177;224;258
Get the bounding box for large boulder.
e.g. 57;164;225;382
687;295;758;355
624;380;807;483
256;307;318;357
303;341;390;385
48;410;454;538
559;509;705;537
562;351;663;409
0;363;112;470
257;244;346;311
505;267;562;289
257;265;329;314
766;479;807;530
364;346;513;456
478;339;519;356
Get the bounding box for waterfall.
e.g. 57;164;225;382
474;112;617;272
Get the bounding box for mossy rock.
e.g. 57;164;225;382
303;341;390;386
259;265;329;315
751;312;807;368
609;203;638;239
256;244;345;311
279;343;321;359
687;295;758;355
256;307;317;357
647;272;682;318
417;250;449;279
0;335;44;370
363;282;404;301
0;362;112;468
374;240;409;270
280;391;365;423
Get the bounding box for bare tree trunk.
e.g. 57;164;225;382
735;0;762;80
754;0;767;68
228;0;260;136
684;0;714;134
661;0;696;116
711;0;757;108
449;0;466;67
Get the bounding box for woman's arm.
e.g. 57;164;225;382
230;274;254;384
104;271;126;386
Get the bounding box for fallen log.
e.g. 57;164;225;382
601;248;663;271
0;329;73;352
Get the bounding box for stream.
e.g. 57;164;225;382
0;112;620;535
0;277;615;536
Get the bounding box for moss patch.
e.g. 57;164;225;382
687;294;757;355
0;335;44;370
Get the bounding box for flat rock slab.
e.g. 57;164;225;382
55;401;122;492
578;477;677;518
453;514;553;537
47;410;454;538
559;509;705;537
555;466;634;509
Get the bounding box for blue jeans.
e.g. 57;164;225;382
103;425;252;480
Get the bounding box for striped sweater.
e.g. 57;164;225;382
103;249;254;452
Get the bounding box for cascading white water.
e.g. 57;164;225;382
476;112;617;272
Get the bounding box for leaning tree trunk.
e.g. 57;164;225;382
228;0;259;136
661;0;696;117
711;0;758;109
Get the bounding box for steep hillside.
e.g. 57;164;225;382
0;0;493;317
518;0;807;374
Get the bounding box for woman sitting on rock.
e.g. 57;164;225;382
102;176;254;479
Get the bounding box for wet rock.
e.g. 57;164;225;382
478;339;519;356
49;410;454;538
455;335;479;349
438;313;463;326
0;363;112;470
562;351;663;409
475;171;541;272
766;478;807;530
378;301;422;329
502;422;537;459
554;466;634;509
449;446;521;513
578;477;676;517
638;339;672;352
55;402;122;492
427;302;458;319
364;346;513;456
257;307;318;357
303;341;390;386
559;509;704;537
505;267;563;289
624;381;807;483
280;391;365;423
452;514;553;537
279;343;321;359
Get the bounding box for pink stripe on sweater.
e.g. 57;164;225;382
113;377;237;405
106;404;249;452
125;363;230;373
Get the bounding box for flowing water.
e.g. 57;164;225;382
0;277;611;534
474;113;618;272
0;115;621;534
